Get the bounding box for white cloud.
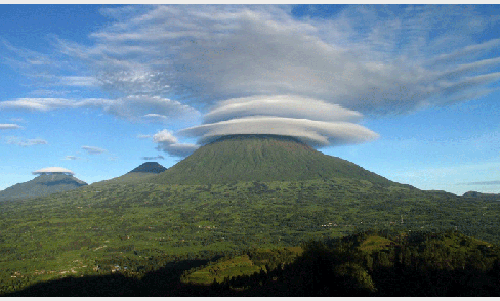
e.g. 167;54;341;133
2;5;500;150
142;114;168;121
462;180;500;185
0;96;199;123
0;124;22;130
153;129;199;157
75;5;499;146
180;116;379;147
153;129;178;144
142;155;165;160
82;145;107;155
5;136;47;147
59;76;98;87
99;95;199;122
32;167;75;175
62;156;80;160
204;95;363;124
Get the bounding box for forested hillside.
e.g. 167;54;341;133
4;229;500;296
0;177;499;295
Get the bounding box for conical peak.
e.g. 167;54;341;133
152;134;392;185
129;162;167;174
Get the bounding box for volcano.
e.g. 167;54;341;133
129;162;167;174
94;162;168;185
152;135;393;185
0;174;87;201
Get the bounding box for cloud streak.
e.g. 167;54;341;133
0;96;198;123
82;145;107;155
5;137;47;147
141;155;165;160
0;124;22;130
62;156;80;160
462;180;500;185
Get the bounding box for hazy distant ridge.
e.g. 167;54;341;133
0;174;87;201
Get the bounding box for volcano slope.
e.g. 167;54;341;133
152;135;395;186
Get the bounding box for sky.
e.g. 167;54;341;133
0;4;499;195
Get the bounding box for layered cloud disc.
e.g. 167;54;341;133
204;95;363;124
33;167;75;175
180;116;379;147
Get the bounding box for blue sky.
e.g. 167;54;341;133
0;4;499;195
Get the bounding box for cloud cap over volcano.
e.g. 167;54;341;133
180;116;379;147
32;167;75;175
2;5;500;157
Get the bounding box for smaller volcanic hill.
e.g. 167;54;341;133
129;162;167;174
0;174;87;201
152;135;393;185
94;162;167;185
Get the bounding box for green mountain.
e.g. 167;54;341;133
152;134;395;186
93;162;167;185
129;162;167;174
0;174;87;201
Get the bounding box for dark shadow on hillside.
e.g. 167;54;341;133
4;252;500;297
1;259;217;297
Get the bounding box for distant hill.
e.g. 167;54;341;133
152;134;395;185
129;162;167;174
93;162;167;186
463;191;500;200
0;174;87;201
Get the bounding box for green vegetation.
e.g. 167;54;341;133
129;162;167;174
152;135;394;185
92;162;166;185
0;176;499;295
3;229;500;296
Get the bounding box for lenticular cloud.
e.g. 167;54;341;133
80;5;500;153
2;5;500;157
184;95;376;147
181;115;379;147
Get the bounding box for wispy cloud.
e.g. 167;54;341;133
141;155;165;160
0;96;198;123
82;145;107;155
0;124;22;130
62;156;80;160
461;180;500;185
5;136;47;146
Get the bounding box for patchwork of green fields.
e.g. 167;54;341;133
0;177;499;294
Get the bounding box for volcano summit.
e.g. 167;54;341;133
152;134;393;186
